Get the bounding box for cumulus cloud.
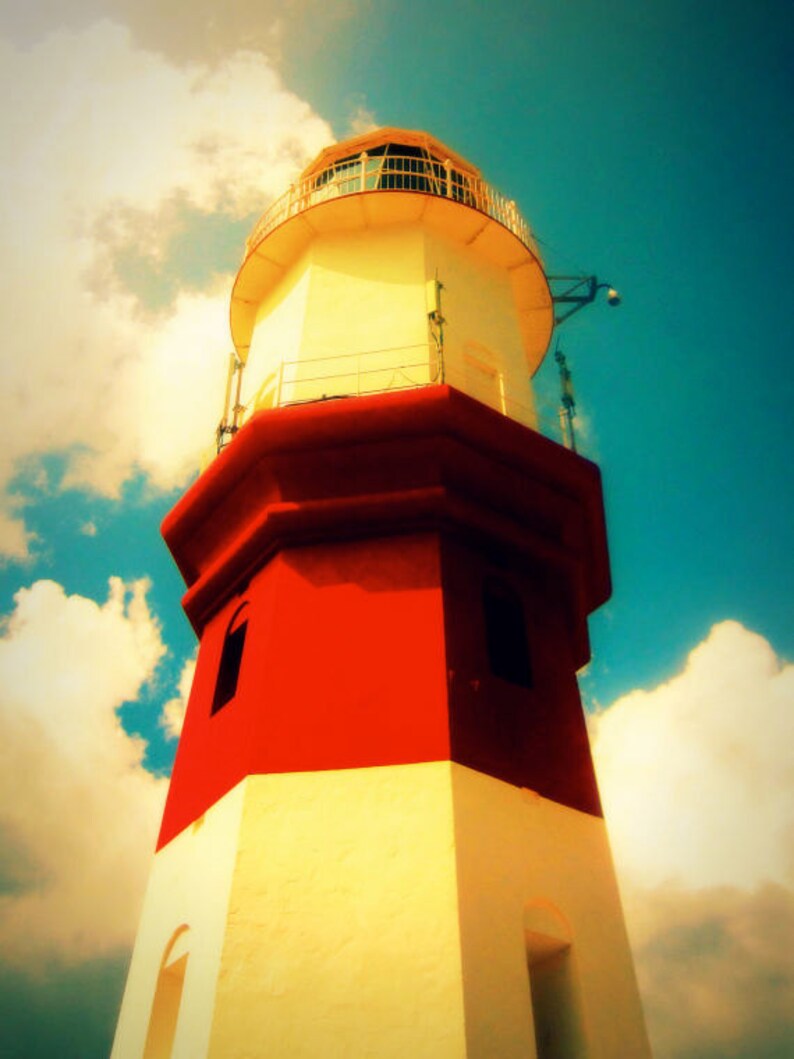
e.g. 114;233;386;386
344;100;379;137
626;883;794;1059
0;578;167;966
0;22;332;556
159;650;196;739
592;620;794;891
591;621;794;1057
0;502;33;563
0;0;362;68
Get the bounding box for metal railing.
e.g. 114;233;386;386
241;345;570;448
248;344;441;411
245;152;539;258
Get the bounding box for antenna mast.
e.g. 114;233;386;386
427;272;446;383
216;352;246;453
555;346;577;452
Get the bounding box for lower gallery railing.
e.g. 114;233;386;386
235;345;570;450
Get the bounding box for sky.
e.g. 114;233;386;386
0;1;792;1056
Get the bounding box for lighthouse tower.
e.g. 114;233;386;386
113;129;650;1059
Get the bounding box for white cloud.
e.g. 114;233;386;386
0;22;332;555
591;621;794;1057
628;883;794;1059
0;0;363;67
344;100;379;137
159;650;196;739
592;620;794;892
0;505;33;562
0;577;167;966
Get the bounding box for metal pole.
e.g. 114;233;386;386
435;276;445;383
558;407;569;450
567;406;577;453
231;357;245;432
555;347;577;452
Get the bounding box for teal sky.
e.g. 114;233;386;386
0;2;792;1056
281;0;794;706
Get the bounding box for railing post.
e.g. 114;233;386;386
360;151;368;192
444;159;452;198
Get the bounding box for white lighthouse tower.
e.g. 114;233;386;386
112;128;651;1058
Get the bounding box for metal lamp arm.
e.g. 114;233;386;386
549;275;617;325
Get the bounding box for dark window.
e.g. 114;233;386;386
211;606;248;715
483;578;533;688
527;945;585;1059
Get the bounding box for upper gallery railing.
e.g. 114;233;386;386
245;152;540;257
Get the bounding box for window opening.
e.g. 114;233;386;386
381;142;437;192
310;141;476;201
143;926;189;1059
483;577;533;688
211;603;248;715
527;946;586;1059
525;906;587;1059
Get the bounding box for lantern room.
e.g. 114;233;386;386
227;128;554;432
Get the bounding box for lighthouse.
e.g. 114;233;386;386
112;129;651;1058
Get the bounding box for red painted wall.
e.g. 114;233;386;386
158;533;450;848
441;536;601;816
158;389;610;848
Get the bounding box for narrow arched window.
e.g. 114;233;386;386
524;903;587;1059
526;944;585;1057
211;603;248;715
482;577;533;688
143;925;189;1059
